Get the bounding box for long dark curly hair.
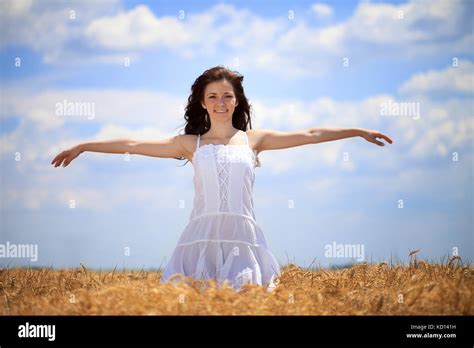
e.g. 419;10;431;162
175;65;261;167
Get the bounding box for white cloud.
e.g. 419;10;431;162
0;121;66;164
85;5;190;50
1;0;33;17
252;0;471;77
0;0;122;63
1;0;472;76
254;87;473;173
346;2;424;44
311;3;333;18
304;177;337;193
258;140;346;174
2;187;47;210
347;0;470;44
92;124;169;140
258;0;471;77
278;22;346;54
51;185;180;213
1;169;185;212
302;160;473;212
399;59;474;95
408;101;473;158
376;94;473;160
1;87;186;135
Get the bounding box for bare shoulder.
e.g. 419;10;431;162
177;133;198;161
246;128;268;154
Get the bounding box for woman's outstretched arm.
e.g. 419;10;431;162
249;127;393;153
51;135;188;168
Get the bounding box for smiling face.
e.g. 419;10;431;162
201;79;239;124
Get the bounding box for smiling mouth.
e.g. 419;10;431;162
215;110;228;113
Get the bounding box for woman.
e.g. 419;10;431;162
51;66;393;291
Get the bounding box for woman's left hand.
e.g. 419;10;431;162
360;129;393;147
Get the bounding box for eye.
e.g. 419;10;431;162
208;95;233;99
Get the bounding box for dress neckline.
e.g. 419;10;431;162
192;143;256;163
198;131;248;147
199;143;247;148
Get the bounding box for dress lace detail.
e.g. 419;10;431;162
216;150;229;211
194;143;257;167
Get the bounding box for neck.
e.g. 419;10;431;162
205;125;239;139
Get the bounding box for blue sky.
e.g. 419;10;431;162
0;0;473;270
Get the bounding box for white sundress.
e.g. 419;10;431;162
160;131;281;291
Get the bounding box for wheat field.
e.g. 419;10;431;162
1;257;472;315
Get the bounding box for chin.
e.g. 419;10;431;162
213;116;231;122
214;112;232;118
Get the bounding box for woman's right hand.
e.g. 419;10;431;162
51;145;83;168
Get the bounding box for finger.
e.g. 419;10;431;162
379;133;393;144
64;155;74;167
373;135;388;145
55;158;64;167
52;152;65;165
373;139;384;146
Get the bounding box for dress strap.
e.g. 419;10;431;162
196;134;200;148
244;131;249;145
